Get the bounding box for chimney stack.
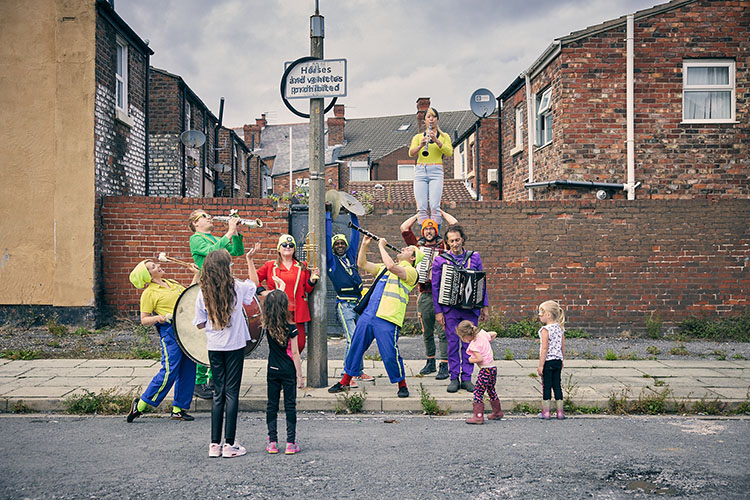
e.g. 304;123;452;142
327;104;345;146
416;97;431;133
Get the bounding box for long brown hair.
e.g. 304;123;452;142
200;249;236;330
263;289;291;346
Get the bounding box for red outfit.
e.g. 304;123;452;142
257;259;316;352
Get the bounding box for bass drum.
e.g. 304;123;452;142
172;284;264;367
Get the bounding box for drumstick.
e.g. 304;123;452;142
158;252;193;268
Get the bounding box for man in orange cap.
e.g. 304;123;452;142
400;209;458;380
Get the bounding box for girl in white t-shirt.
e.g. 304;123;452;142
537;300;566;420
194;246;259;458
457;320;503;424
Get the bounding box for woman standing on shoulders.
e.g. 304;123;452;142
408;107;453;228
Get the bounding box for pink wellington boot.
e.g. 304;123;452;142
465;402;485;424
538;400;551;420
556;400;566;420
488;399;504;420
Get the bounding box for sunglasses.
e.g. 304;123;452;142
193;213;211;221
280;243;295;248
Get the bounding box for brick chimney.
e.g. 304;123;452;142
243;113;267;150
416;97;430;133
327;104;345;146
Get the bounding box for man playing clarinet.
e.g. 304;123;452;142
431;225;489;393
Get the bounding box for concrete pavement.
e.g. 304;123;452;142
1;357;748;414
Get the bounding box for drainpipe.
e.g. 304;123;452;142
180;82;186;197
524;73;534;200
201;111;207;197
214;97;224;197
625;14;636;200
497;99;503;200
289;126;293;193
144;61;150;196
474;121;480;200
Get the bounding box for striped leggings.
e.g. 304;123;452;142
473;366;499;404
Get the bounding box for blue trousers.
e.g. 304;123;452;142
337;299;363;373
343;314;405;384
141;323;196;410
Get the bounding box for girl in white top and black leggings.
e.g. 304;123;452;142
537;300;566;420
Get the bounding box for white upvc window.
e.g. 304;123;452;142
535;87;552;147
511;106;524;155
397;164;414;180
115;38;128;113
683;59;735;123
349;161;370;181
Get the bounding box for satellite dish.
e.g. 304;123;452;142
180;130;206;148
469;88;496;118
213;163;229;173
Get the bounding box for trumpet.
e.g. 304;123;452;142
421;123;432;157
212;210;263;228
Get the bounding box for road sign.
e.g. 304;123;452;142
284;58;347;100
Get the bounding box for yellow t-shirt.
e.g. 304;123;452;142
140;279;185;316
409;131;453;164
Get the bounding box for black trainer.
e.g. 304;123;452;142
126;397;142;423
447;378;460;393
461;380;475;392
436;362;449;380
328;382;348;393
194;383;213;400
171;410;195;421
397;386;409;398
419;358;436;375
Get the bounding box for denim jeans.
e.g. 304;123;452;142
413;163;444;225
337;300;363;373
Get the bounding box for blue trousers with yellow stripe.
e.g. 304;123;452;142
343;313;405;384
141;323;196;410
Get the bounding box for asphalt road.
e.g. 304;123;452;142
1;414;748;499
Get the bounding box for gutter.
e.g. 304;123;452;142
523;179;639;199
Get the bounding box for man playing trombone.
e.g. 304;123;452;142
328;234;423;399
187;209;245;399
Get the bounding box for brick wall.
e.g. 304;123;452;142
98;196;287;317
94;12;148;196
217;128;249;198
500;0;749;202
98;197;748;334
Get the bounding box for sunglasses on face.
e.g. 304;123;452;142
280;243;295;248
193;213;210;221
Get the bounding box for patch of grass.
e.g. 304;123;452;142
72;327;90;336
670;344;689;356
646;345;661;356
64;387;138;415
46;319;67;337
12;400;33;413
481;313;542;338
677;314;750;342
624;353;642;360
565;328;590;339
645;312;663;339
608;388;630;415
46;340;61;348
732;353;745;360
1;349;42;360
129;347;161;360
503;348;514;360
604;349;618;361
364;353;381;362
400;321;421;336
334;387;367;414
419;383;448;416
581;350;597;360
527;345;539;360
691;396;728;415
735;389;750;415
512;402;540;414
710;349;727;360
653;379;666;387
528;372;538;378
630;386;672;415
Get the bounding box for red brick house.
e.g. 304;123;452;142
496;0;748;201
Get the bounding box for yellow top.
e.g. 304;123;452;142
139;279;185;316
409;131;453;164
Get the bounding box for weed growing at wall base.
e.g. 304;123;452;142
419;383;449;416
334;387;367;414
64;387;139;415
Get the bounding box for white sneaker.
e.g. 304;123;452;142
209;443;222;458
222;442;247;458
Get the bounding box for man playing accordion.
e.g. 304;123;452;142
431;224;489;393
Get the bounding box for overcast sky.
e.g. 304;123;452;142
116;0;660;128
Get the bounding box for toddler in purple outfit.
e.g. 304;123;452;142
457;320;503;424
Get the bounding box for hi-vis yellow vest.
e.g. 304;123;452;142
374;262;418;327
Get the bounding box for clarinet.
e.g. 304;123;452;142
347;222;400;252
421;123;432;157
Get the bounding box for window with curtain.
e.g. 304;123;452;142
349;161;370;181
683;60;735;123
397;164;414;180
115;38;128;113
